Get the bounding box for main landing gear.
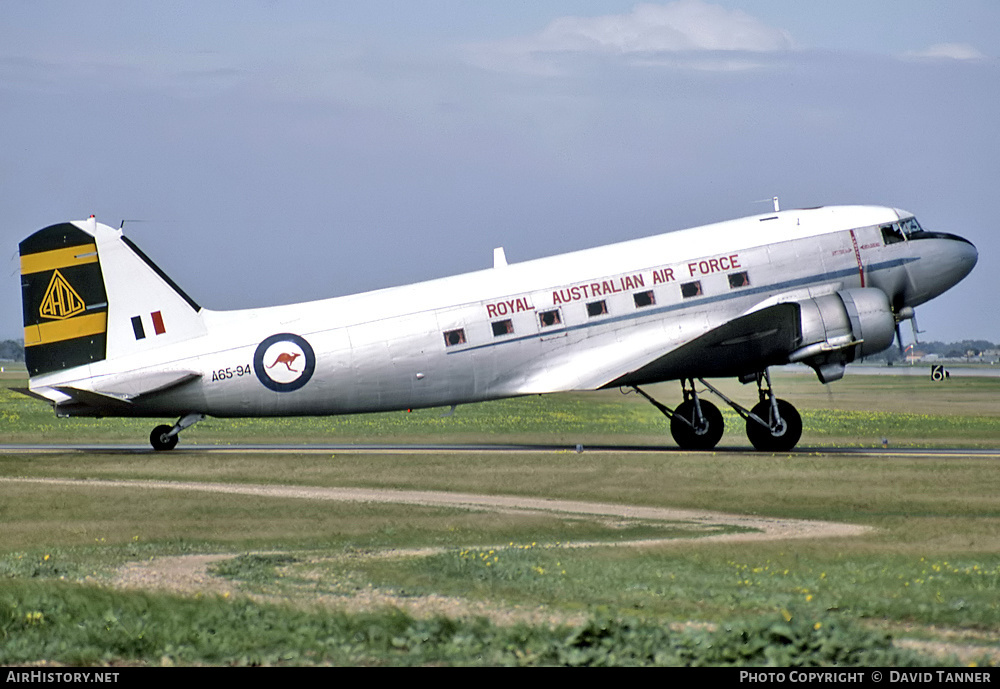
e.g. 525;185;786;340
149;413;205;451
633;369;803;452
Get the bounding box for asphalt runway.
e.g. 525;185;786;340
1;442;999;459
840;364;1000;377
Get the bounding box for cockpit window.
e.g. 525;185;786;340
882;217;924;245
900;217;923;235
880;223;905;245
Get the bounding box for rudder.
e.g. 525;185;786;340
20;222;109;377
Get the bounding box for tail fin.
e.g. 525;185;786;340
20;220;108;377
20;217;206;378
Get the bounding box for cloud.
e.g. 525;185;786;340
901;43;987;62
465;1;794;74
534;1;793;54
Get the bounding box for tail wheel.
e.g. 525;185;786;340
150;424;179;451
670;399;724;450
746;399;802;452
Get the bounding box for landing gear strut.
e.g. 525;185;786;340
743;371;802;452
149;413;205;451
633;380;724;450
633;368;803;452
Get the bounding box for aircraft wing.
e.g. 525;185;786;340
605;302;802;387
497;326;680;394
503;282;874;393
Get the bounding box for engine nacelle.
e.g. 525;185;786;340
789;288;896;383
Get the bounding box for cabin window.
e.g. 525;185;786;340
681;281;702;298
633;290;655;308
491;319;514;337
587;300;608;317
443;328;466;347
538;308;562;328
728;271;750;289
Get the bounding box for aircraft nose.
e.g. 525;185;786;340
949;233;978;281
899;230;977;307
921;232;977;301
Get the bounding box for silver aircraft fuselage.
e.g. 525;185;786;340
19;205;977;450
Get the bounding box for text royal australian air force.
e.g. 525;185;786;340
484;252;743;318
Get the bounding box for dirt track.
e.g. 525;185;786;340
5;476;871;598
4;476;873;546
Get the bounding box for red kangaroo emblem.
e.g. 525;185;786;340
267;352;301;372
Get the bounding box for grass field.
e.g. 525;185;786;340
3;367;1000;448
1;370;999;666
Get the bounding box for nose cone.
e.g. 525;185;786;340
906;232;977;305
942;233;979;285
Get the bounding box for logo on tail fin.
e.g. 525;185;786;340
40;270;86;320
253;333;315;392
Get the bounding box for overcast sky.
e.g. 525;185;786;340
3;1;998;343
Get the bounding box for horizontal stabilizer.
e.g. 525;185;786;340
10;387;53;404
89;369;202;401
53;386;133;410
53;370;202;411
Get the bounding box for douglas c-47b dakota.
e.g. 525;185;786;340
18;204;977;451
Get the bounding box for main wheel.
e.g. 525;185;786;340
670;399;724;450
150;424;179;451
746;399;802;452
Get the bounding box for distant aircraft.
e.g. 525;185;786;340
18;206;976;451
